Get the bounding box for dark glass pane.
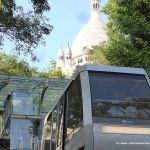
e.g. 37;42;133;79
57;95;64;146
66;76;83;142
89;72;150;120
51;106;57;149
44;114;52;150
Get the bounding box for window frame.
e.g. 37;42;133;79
56;94;65;148
88;71;150;125
64;75;83;143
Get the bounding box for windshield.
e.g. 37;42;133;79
89;72;150;120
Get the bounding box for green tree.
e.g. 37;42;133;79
47;69;64;79
0;52;65;78
104;0;150;75
47;60;65;78
0;52;37;76
0;0;52;60
88;44;109;65
38;60;65;79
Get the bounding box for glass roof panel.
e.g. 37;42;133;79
0;75;69;114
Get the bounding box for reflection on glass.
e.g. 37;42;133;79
51;106;57;149
66;76;83;142
89;72;150;120
57;96;64;147
43;114;52;150
13;92;34;115
12;92;34;115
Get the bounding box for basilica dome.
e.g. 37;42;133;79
71;0;107;59
56;0;108;75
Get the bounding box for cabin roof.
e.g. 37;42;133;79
73;65;147;78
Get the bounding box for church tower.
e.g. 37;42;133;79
64;44;72;75
56;47;65;70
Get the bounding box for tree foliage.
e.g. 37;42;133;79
38;60;65;79
103;0;150;75
38;69;65;79
0;52;65;79
88;44;109;65
0;51;37;76
0;0;52;60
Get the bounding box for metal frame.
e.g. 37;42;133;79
77;65;147;75
80;71;93;150
71;65;147;85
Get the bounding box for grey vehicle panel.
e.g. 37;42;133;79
40;65;150;150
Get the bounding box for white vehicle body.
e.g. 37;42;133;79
41;65;150;150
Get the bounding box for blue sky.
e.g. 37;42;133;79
4;0;108;69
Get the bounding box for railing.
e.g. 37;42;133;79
16;136;41;150
33;137;41;150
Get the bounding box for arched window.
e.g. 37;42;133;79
78;58;83;63
93;3;95;9
96;3;97;9
59;56;63;60
85;57;88;61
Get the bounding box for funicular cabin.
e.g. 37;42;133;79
41;65;150;150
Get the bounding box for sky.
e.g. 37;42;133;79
4;0;108;70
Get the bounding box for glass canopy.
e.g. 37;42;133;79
0;75;69;114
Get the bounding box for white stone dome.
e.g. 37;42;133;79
71;0;107;59
56;0;108;75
